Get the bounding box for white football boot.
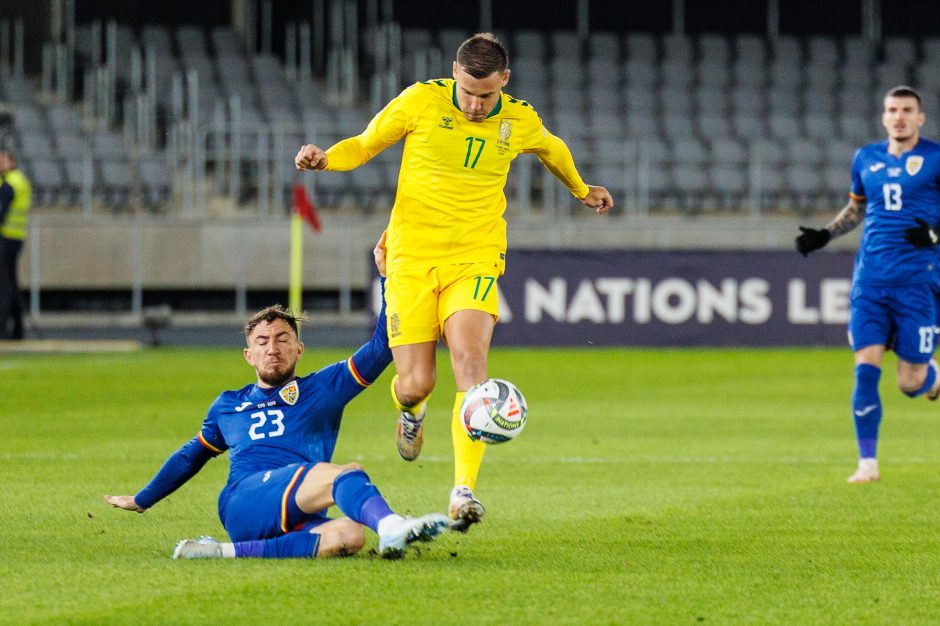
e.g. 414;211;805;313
396;402;427;461
927;358;940;401
378;513;450;559
847;458;880;484
172;536;224;559
449;486;485;532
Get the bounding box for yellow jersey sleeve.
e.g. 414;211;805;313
324;84;431;171
520;120;591;200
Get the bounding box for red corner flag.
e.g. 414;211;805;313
292;184;322;233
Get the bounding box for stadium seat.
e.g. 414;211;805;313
98;159;134;210
823;140;858;168
698;34;731;65
696;61;732;88
624;88;657;114
594;138;632;165
843;36;876;65
11;106;45;133
551;31;582;59
55;133;88;162
439;29;470;58
837;112;873;143
47;104;83;135
624;32;657;61
587;58;620;88
16;130;54;158
660;62;695;89
785;165;823;212
768;116;802;139
139;155;173;210
91;131;129;160
636;139;671;165
755;165;785;209
624;58;658;88
589;32;620;61
804;114;838;138
661;34;693;64
709;166;748;209
672;164;709;211
802;88;837;115
710;138;747;165
25;158;66;206
807;36;839;66
176;25;209;57
660;88;693;115
770;35;803;66
922;37;940;63
786;139;823;165
732;114;766;139
732;59;766;89
514;30;547;60
661;115;695;140
590;112;626;138
731;87;766;114
698;115;732;142
734;34;766;64
751;139;786;167
882;36;917;64
671;138;707;165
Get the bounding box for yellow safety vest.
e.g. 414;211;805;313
0;168;31;241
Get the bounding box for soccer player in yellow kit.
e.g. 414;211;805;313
296;33;612;531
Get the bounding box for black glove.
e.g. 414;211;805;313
795;227;831;257
904;218;940;248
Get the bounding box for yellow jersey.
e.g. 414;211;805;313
324;79;590;272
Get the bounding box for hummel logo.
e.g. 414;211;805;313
854;404;878;417
869;163;885;172
235;401;253;412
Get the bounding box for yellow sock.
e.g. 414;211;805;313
452;391;486;491
390;375;426;413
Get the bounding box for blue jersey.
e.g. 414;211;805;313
133;286;391;511
850;138;940;286
199;354;381;490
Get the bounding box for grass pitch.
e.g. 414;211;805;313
2;347;939;624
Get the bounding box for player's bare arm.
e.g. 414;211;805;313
104;494;145;513
579;185;613;215
295;144;328;171
795;196;867;256
826;196;868;238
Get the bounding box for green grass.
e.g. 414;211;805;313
2;347;939;624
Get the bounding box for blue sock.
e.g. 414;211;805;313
903;361;937;397
332;469;395;533
853;363;882;459
234;531;320;558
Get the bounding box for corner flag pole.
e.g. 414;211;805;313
289;211;303;315
290;183;323;316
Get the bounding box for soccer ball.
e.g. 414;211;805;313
460;378;527;444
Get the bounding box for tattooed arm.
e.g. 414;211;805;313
825;196;867;239
796;196;866;257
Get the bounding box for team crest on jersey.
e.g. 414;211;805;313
279;380;299;405
498;120;512;145
906;155;924;176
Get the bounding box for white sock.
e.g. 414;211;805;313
221;543;236;558
376;514;405;536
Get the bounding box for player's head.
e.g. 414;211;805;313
452;33;510;122
882;85;925;143
243;305;307;388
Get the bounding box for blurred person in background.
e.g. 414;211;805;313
0;145;31;340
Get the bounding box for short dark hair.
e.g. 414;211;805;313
456;32;509;79
885;85;923;110
243;305;308;342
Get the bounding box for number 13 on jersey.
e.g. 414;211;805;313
883;183;903;211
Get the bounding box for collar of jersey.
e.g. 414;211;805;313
451;82;502;119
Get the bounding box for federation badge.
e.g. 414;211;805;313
906;155;924;176
279;380;299;405
499;120;512;143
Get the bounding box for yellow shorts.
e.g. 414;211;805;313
385;262;501;348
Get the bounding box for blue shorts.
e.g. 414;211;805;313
218;464;331;542
849;283;938;364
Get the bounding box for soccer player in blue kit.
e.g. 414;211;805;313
106;233;450;559
796;86;940;484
